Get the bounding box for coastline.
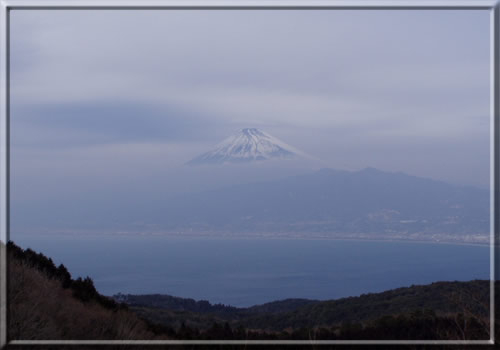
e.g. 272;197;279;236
11;230;491;248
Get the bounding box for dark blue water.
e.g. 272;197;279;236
13;235;490;307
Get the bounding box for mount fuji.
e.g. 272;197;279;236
187;128;306;165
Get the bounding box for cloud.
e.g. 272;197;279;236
11;100;221;149
8;8;492;196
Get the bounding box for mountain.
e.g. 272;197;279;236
187;128;306;165
117;280;490;338
152;167;489;240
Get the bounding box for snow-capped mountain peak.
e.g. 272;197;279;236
187;128;305;165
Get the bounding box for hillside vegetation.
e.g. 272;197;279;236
7;241;169;340
7;241;495;341
120;280;491;338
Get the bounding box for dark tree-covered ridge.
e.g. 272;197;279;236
7;240;495;341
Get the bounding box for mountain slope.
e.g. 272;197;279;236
153;167;489;238
239;280;490;331
7;241;170;340
117;280;490;335
187;128;304;165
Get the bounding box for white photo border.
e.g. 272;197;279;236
0;0;498;346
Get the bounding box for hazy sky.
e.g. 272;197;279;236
10;9;491;231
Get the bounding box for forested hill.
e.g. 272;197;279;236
7;241;170;340
115;280;490;331
113;293;318;316
7;240;496;341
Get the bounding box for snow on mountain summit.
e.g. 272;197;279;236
187;128;305;165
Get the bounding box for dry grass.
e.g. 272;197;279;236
8;256;167;340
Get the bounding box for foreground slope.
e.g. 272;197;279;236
8;241;495;341
7;242;169;340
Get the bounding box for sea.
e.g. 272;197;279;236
12;234;490;307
